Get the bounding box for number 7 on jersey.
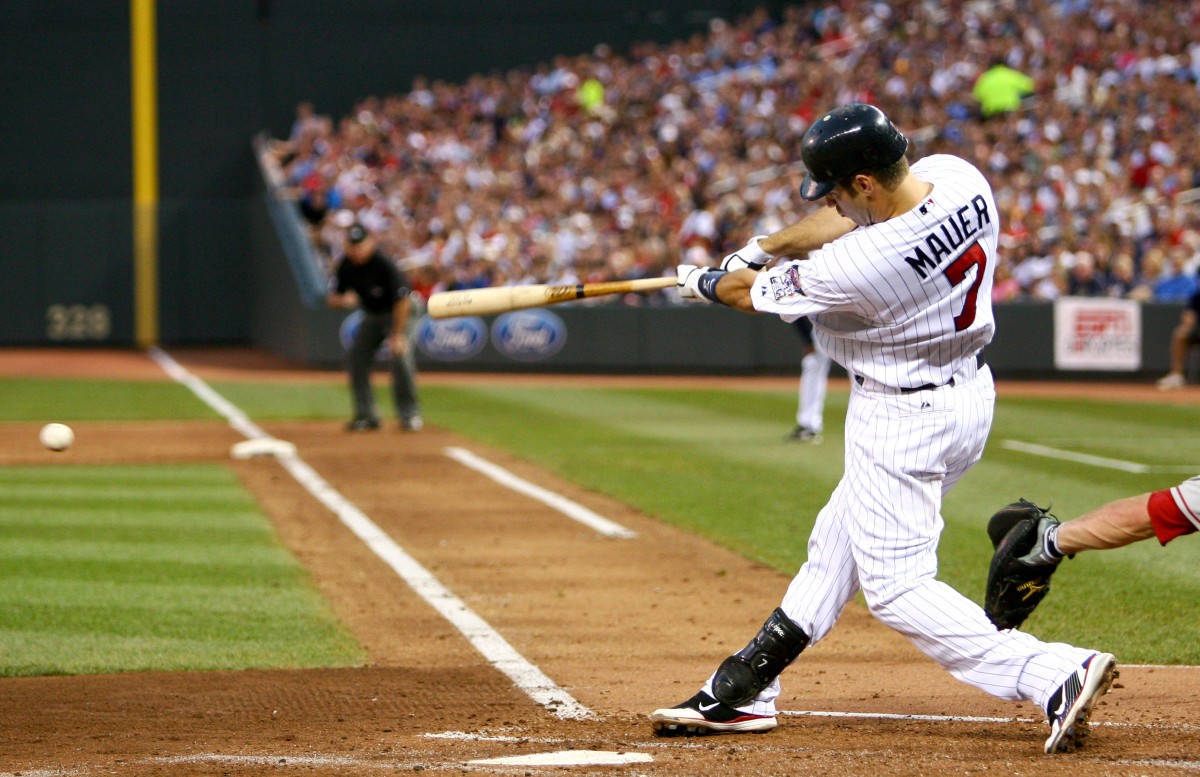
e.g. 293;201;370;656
943;242;987;331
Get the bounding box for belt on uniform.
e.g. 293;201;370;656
854;353;986;394
901;379;947;394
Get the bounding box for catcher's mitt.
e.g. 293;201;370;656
984;499;1063;630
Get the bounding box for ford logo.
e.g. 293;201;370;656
415;316;488;361
338;310;389;358
338;310;364;351
491;310;567;361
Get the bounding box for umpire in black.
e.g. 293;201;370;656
327;223;422;431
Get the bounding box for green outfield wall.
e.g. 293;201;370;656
1;0;765;346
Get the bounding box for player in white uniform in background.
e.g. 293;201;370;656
651;104;1117;754
787;318;831;443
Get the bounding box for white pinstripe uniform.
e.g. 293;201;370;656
709;154;1099;716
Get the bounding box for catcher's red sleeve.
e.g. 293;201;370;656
1148;488;1198;545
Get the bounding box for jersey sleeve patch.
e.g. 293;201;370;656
768;266;805;301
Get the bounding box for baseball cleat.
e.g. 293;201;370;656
785;425;823;444
1044;652;1118;754
1157;372;1186;391
650;692;776;737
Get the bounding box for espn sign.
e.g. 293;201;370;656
1053;297;1141;371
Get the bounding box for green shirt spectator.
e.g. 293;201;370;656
973;64;1034;117
576;77;605;115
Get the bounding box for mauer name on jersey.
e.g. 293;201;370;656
903;194;991;279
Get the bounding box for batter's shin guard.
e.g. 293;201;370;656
712;608;810;707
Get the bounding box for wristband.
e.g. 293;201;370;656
696;269;728;303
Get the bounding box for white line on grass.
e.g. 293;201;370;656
444;447;636;539
147;348;270;441
1001;439;1195;474
148;347;591;721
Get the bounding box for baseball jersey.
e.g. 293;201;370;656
1170;476;1200;531
750;154;998;390
334;252;411;314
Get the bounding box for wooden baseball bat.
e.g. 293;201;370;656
426;276;676;319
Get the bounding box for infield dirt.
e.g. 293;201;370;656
1;347;1198;777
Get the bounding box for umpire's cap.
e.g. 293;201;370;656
799;103;909;201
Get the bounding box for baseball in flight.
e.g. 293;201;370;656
39;423;74;452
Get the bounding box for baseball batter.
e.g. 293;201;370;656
652;104;1116;754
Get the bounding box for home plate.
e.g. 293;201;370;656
467;750;653;767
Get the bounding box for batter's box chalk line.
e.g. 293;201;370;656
467;750;654;766
784;709;1200;730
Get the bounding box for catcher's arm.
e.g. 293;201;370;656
984;500;1065;630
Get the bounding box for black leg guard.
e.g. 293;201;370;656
712;608;810;708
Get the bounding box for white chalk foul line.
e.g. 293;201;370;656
1001;439;1195;475
784;709;1200;731
148;347;269;441
149;348;591;721
444;446;636;539
275;455;591;720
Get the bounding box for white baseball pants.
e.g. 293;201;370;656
713;366;1097;716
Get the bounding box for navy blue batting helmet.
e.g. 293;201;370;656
799;104;909;201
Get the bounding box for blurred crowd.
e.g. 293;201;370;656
263;0;1200;305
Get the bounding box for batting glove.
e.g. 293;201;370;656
720;235;775;272
676;265;725;303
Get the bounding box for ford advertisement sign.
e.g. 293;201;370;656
415;316;488;361
491;310;567;361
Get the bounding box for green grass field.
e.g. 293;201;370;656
2;373;1198;669
0;461;365;677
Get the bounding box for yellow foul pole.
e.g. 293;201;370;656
132;0;159;347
